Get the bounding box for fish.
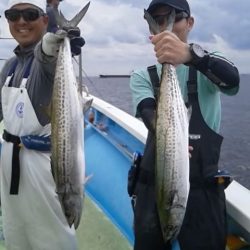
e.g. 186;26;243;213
50;2;92;229
144;10;190;242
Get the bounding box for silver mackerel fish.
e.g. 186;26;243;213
51;2;92;229
144;10;190;242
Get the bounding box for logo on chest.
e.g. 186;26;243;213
16;102;24;118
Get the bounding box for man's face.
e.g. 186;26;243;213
6;4;48;48
150;5;193;42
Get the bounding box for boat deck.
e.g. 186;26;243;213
0;195;132;250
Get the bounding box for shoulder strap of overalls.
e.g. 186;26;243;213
147;65;160;102
147;64;198;105
187;65;198;106
4;55;34;195
7;59;18;87
7;56;34;87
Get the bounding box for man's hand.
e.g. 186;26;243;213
42;30;67;57
42;28;85;57
150;31;192;65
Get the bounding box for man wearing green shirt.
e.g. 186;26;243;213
129;0;240;249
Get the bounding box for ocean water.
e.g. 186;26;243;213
83;74;250;189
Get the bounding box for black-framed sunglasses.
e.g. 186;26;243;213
4;8;45;22
152;11;189;26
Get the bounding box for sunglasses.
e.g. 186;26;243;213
152;11;189;26
4;8;45;22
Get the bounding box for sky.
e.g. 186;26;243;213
0;0;249;76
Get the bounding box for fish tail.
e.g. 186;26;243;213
55;2;90;29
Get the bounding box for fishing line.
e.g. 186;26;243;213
72;57;105;99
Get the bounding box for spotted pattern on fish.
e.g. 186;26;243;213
51;37;85;229
156;64;190;242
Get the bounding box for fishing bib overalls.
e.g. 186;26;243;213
0;57;78;250
178;67;227;250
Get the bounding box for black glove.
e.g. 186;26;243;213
63;27;85;56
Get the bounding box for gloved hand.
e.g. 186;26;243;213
42;30;67;57
64;27;85;56
42;27;85;57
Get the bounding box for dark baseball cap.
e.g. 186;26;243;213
147;0;190;15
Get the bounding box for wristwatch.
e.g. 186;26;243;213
188;43;205;65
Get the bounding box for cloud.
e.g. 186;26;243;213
69;0;250;75
197;34;250;74
81;32;250;76
70;1;148;45
0;0;249;75
81;42;156;76
189;0;250;50
60;0;156;76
